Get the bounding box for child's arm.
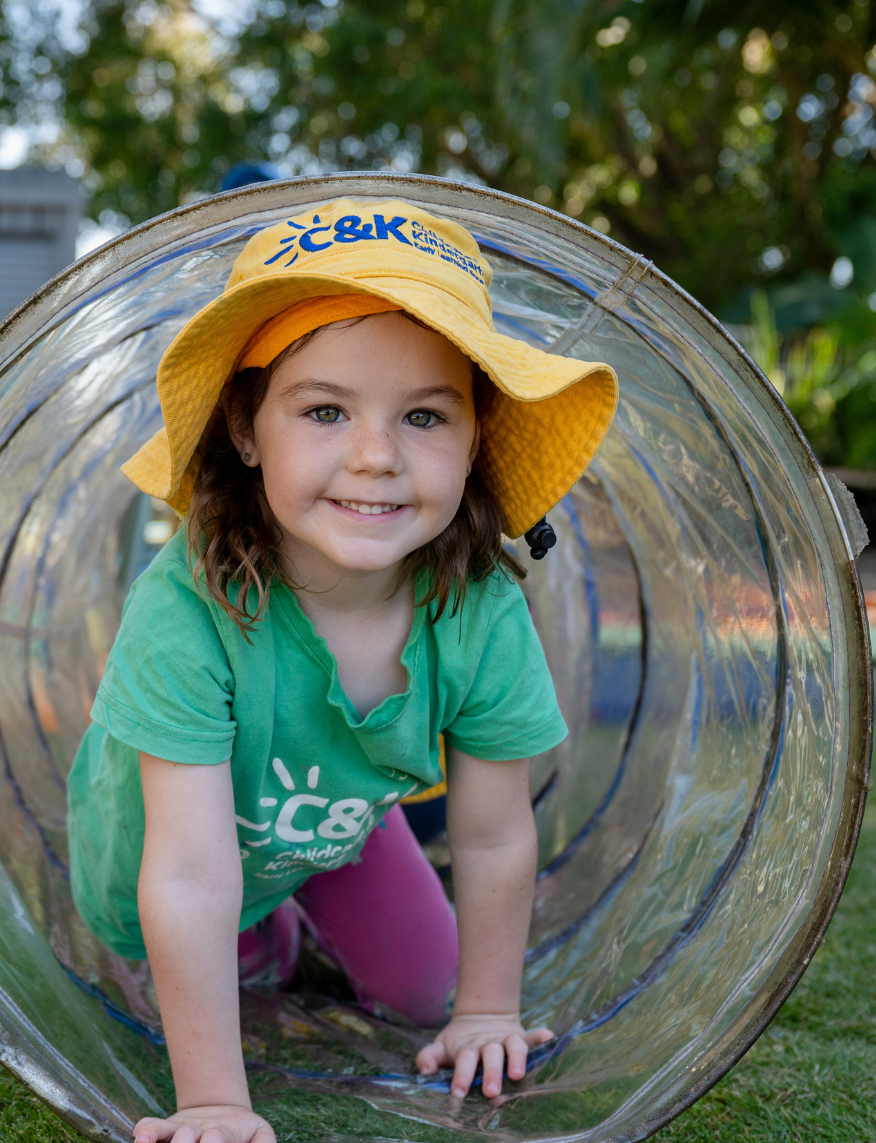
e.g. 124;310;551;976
416;749;554;1099
132;753;275;1143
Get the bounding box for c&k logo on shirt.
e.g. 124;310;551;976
234;756;412;878
262;212;486;286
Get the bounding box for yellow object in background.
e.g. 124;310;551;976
401;736;447;804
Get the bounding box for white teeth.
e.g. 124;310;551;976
337;500;399;514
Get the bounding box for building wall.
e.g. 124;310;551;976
0;168;81;321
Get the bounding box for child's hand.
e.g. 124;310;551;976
416;1014;555;1099
133;1104;275;1143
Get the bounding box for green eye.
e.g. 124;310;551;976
407;410;436;428
313;406;341;423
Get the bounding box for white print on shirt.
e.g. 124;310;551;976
235;814;269;833
234;757;416;861
276;793;328;841
254;839;359;879
272;756;296;790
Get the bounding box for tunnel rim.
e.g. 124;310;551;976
0;172;870;1143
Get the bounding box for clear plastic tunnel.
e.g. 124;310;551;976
0;175;871;1143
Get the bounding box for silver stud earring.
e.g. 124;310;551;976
465;464;471;476
243;452;251;463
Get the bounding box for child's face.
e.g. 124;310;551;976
236;311;478;579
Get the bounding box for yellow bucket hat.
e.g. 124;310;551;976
122;197;618;537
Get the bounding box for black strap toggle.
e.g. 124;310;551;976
524;517;557;560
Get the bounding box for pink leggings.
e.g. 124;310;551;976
237;804;458;1027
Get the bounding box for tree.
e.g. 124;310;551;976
3;0;876;464
5;0;876;313
493;0;876;312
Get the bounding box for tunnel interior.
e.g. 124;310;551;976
0;175;870;1143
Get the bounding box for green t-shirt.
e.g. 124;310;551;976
67;529;567;959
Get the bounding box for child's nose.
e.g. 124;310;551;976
346;421;403;477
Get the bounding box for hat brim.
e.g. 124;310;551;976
121;271;618;537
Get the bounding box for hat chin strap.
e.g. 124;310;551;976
524;517;557;560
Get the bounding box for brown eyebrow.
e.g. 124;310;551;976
279;379;468;406
278;379;355;400
406;385;468;407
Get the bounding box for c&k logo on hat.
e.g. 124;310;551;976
262;212;486;286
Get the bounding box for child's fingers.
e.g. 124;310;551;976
198;1128;237;1143
450;1047;480;1098
200;1128;250;1143
170;1128;200;1143
134;1110;274;1143
135;1120;197;1143
416;1039;451;1075
504;1033;531;1082
250;1126;277;1143
523;1027;555;1048
479;1041;506;1099
133;1117;176;1143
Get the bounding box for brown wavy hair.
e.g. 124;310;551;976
186;316;525;633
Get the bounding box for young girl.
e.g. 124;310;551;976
67;197;617;1143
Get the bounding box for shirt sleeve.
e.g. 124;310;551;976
443;578;568;761
91;553;236;765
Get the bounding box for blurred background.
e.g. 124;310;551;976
0;0;875;578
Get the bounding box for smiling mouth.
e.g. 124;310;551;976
332;499;403;515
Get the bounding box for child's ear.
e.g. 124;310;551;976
468;422;481;468
223;393;260;468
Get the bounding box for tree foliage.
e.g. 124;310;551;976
2;0;875;306
2;0;876;464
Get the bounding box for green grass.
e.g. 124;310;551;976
653;801;876;1143
4;805;876;1142
0;1069;81;1142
